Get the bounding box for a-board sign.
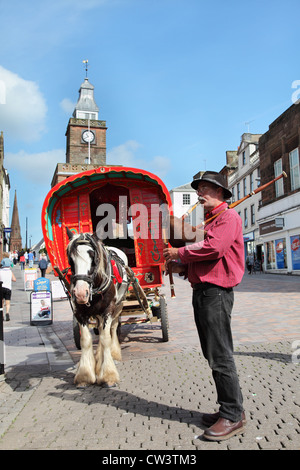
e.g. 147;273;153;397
51;280;68;300
30;290;53;326
24;269;38;291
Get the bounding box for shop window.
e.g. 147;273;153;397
290;235;300;270
266;241;276;270
275;238;287;269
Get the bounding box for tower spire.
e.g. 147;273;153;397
10;190;22;251
83;59;89;78
73;61;99;120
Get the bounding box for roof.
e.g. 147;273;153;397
170;182;193;192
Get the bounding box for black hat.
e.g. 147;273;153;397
191;171;232;199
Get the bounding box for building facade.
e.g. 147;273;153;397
0;132;11;257
258;104;300;274
225;133;263;263
169;182;203;227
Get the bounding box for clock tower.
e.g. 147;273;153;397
65;76;107;165
51;67;108;187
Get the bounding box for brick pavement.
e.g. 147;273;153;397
0;266;299;450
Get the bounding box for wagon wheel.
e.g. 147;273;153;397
73;315;81;350
152;295;169;342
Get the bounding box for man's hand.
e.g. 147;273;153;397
164;260;186;276
163;246;179;262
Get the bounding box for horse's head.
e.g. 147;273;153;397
67;230;102;305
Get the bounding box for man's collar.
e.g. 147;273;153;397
205;201;228;220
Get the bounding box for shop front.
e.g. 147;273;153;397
259;215;300;275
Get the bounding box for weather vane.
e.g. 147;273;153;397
82;59;89;78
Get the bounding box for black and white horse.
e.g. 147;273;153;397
66;229;129;388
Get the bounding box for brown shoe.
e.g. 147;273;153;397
201;411;220;427
201;411;246;428
203;417;245;441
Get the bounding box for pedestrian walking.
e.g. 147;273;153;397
1;253;13;268
0;263;16;321
28;250;34;268
163;171;245;441
20;254;25;270
38;253;48;277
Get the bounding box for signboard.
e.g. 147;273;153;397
51;280;68;300
24;269;38;291
34;277;51;291
30;291;53;325
259;219;283;236
290;235;300;270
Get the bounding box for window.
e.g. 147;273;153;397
274;158;284;197
251;204;255;225
182;194;190;205
243;178;247;197
289;148;300;191
231;186;235;202
237;183;240;200
250;172;254;192
244;208;248;228
257;167;261;187
242;151;246;165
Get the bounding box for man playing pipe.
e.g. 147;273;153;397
163;171;246;441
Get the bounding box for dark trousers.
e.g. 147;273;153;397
192;283;243;422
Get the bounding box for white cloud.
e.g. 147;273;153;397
60;98;76;114
0;66;47;142
6;148;65;184
107;140;171;179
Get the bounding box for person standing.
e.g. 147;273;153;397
0;263;16;321
163;171;245;441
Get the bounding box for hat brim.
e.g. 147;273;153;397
191;178;232;199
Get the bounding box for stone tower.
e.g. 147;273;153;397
10;190;22;251
51;70;107;187
66;76;107;166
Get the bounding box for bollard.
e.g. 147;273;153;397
0;281;4;376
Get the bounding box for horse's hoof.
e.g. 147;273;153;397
76;383;89;389
101;382;117;388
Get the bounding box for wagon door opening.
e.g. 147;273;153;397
89;184;136;267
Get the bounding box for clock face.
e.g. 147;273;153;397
82;130;95;143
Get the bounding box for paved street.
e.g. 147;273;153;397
0;266;299;451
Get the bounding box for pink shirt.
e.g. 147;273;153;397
178;202;245;288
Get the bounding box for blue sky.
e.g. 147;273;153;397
0;0;300;245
